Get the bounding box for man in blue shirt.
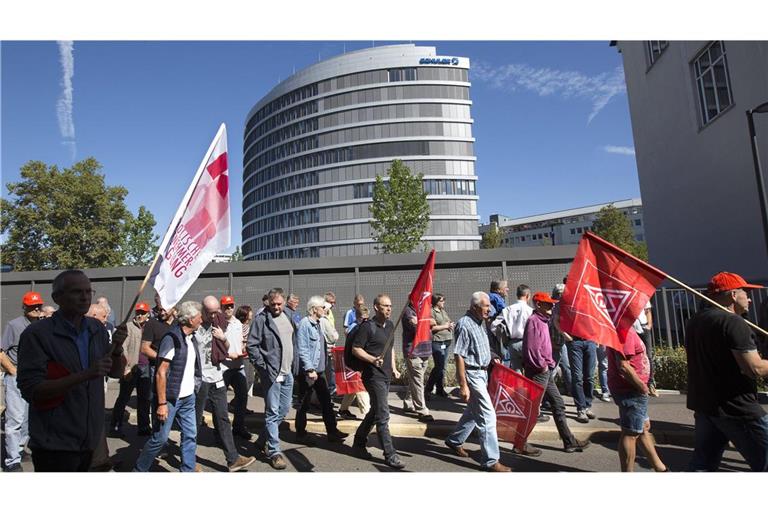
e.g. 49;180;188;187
344;294;365;334
444;291;510;472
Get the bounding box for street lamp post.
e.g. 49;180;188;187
746;101;768;260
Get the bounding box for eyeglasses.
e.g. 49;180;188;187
223;304;235;309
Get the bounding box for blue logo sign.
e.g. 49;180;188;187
419;57;460;66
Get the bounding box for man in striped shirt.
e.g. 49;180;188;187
444;291;511;472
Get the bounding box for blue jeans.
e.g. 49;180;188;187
3;374;29;467
426;342;448;395
557;344;572;393
446;368;500;468
690;413;768;472
595;345;610;396
568;339;596;410
613;393;648;434
257;372;293;457
134;394;197;472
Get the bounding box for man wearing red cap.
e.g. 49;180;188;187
522;291;590;454
220;295;251;439
1;291;44;471
109;302;152;438
685;272;768;472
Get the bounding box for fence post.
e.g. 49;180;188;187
228;272;233;296
661;287;672;348
120;276;127;321
354;267;360;296
288;270;293;293
501;261;507;281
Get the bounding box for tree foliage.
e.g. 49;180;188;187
369;160;431;254
590;204;648;261
481;223;503;249
231;245;244;262
1;158;159;271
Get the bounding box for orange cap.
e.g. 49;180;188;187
220;295;235;306
707;272;763;294
135;302;151;313
23;291;44;306
532;291;558;304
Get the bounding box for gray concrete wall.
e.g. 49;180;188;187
0;246;576;353
617;41;768;285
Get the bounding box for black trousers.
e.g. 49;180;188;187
223;367;248;431
296;373;338;435
525;368;577;446
195;381;239;465
354;377;396;459
31;449;93;472
111;365;152;432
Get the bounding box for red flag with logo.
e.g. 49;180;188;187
407;249;436;356
559;232;667;351
332;347;366;395
488;363;545;449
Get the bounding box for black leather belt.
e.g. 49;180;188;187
465;365;487;371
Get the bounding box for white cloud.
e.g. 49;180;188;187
472;61;626;124
57;41;76;160
603;145;636;156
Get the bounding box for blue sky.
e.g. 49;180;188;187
1;40;639;252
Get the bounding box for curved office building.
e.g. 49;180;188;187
242;44;481;260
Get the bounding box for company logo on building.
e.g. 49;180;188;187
419;57;460;66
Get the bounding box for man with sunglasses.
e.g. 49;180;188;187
220;295;251;440
1;291;44;471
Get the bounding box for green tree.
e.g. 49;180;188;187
369;160;431;254
590;204;648;260
1;158;158;271
121;206;159;266
481;223;503;249
231;245;244;261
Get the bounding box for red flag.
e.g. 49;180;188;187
332;347;366;395
488;363;545;449
407;249;436;356
559;232;666;351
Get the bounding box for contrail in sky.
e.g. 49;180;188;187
57;41;76;161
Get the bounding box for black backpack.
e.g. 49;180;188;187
343;320;369;372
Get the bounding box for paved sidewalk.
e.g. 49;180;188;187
109;381;709;445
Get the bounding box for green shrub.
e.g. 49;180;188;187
652;346;688;391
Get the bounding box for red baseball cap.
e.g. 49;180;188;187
220;295;235;306
707;272;764;294
532;291;558;304
23;291;44;306
135;302;151;313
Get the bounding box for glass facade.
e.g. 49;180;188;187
242;46;481;260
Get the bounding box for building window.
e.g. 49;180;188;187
634;219;642;226
693;41;733;126
646;41;668;66
570;228;576;235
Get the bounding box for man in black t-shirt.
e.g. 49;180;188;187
351;294;404;469
685;272;768;472
140;305;177;432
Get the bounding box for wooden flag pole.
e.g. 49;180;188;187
380;303;407;363
119;251;164;326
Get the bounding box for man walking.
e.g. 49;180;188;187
295;296;348;443
247;288;298;470
344;294;365;334
488;280;509;319
444;292;511;472
523;291;590;453
134;301;203;472
401;301;434;422
194;296;255;472
220;295;251;440
492;284;533;370
685;272;768;472
17;270;125;472
2;291;44;471
351;294;405;469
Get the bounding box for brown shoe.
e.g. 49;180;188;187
445;441;470;458
228;455;256;472
484;462;512;472
194;463;203;472
269;454;287;470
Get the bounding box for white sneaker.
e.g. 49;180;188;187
585;408;597;419
575;410;590;423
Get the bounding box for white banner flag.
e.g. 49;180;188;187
151;124;230;309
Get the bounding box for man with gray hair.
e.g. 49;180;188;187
444;292;510;472
17;270;125;471
295;295;348;443
285;293;303;325
134;300;203;472
248;288;298;470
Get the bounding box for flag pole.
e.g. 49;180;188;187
118;123;227;327
380;304;407;364
584;232;768;337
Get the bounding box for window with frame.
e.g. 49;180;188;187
693;41;733;126
646;41;669;67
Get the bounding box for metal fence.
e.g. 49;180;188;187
649;286;768;348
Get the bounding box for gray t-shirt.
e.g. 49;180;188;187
273;312;294;376
1;316;31;366
196;324;224;384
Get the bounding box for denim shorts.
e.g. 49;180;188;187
613;393;649;434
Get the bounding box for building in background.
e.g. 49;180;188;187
242;44;481;261
479;198;644;248
614;41;768;284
